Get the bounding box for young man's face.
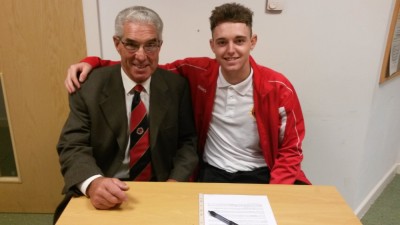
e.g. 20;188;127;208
210;22;257;78
114;22;162;83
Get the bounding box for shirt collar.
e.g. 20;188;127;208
121;68;151;95
217;66;253;96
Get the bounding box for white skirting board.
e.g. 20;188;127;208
355;163;400;218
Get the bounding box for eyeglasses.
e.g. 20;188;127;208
118;38;161;54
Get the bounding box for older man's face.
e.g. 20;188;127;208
114;22;162;83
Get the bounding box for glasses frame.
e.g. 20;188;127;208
118;37;161;54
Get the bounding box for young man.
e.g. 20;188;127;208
65;3;310;185
56;6;198;222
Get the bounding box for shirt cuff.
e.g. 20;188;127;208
77;174;102;196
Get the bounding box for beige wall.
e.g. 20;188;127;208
0;0;86;212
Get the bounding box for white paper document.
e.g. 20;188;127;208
199;194;277;225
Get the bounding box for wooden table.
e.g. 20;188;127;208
56;182;361;225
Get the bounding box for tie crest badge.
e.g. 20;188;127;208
136;127;144;135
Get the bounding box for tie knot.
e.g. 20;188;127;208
134;85;144;93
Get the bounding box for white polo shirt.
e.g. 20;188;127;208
203;67;267;173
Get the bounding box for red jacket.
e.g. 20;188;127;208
84;56;311;184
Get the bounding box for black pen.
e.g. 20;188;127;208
208;210;239;225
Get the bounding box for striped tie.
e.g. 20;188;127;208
129;85;151;181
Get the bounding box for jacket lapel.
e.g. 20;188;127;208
98;65;128;152
148;68;169;148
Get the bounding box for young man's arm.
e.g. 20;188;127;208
65;57;118;93
269;83;310;185
65;56;192;93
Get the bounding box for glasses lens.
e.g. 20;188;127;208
120;39;159;53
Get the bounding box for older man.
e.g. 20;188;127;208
56;6;197;222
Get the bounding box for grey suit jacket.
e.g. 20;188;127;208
57;64;198;194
